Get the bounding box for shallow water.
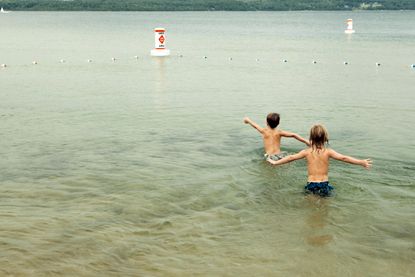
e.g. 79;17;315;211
0;11;415;276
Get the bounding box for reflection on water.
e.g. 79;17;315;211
153;56;167;93
153;56;168;110
304;195;334;247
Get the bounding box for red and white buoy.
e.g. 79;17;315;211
344;19;355;34
150;27;170;57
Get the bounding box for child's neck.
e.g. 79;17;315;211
312;146;326;152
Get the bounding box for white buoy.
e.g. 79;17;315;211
229;57;233;61
282;59;288;63
60;59;65;63
134;55;139;59
203;56;207;59
1;63;7;68
255;58;259;62
312;60;317;64
111;57;116;62
1;7;10;14
150;27;170;57
375;62;381;66
32;61;38;65
87;59;92;63
345;19;355;34
343;61;349;65
411;64;415;68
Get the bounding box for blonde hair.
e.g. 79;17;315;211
309;124;329;151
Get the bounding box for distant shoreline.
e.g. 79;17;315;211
1;0;414;12
1;9;415;12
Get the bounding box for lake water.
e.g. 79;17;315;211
0;11;414;276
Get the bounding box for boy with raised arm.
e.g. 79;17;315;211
244;113;310;161
267;124;372;196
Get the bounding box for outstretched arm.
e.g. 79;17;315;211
328;149;372;169
243;117;264;134
280;130;310;146
267;150;307;166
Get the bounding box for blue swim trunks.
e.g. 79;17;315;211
264;152;287;161
305;181;334;197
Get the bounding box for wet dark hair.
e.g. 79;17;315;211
266;113;280;129
309;124;329;151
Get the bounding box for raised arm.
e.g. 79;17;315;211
243;117;264;134
280;130;310;146
328;149;372;169
267;150;307;166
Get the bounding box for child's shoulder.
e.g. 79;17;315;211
303;147;312;154
271;128;284;136
275;128;290;136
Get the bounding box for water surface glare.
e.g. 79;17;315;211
0;11;415;276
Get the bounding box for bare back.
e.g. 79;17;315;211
262;128;282;155
304;148;330;182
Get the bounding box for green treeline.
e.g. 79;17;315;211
0;0;414;11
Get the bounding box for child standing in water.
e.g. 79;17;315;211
244;113;310;161
267;124;372;196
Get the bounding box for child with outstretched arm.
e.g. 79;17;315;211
267;124;372;196
244;113;310;161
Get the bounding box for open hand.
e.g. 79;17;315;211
362;159;372;169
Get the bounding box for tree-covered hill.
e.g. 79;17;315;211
0;0;414;11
